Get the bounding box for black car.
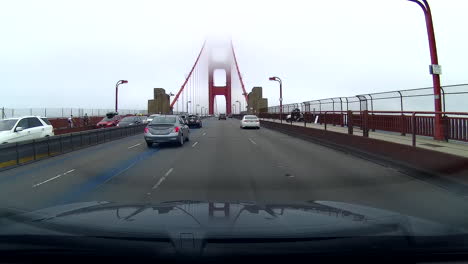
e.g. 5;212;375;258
186;115;202;128
219;114;226;120
117;116;142;127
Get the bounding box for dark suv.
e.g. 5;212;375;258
186;115;202;128
219;114;227;120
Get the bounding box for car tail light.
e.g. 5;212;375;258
174;126;180;133
144;127;149;133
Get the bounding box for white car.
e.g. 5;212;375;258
0;116;54;144
240;115;260;129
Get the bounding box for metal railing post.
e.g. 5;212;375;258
401;114;407;136
412;113;417;147
347;110;353;135
324;112;327;131
363;110;369;137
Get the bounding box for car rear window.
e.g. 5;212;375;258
244;116;258;120
40;117;51;125
150;116;176;124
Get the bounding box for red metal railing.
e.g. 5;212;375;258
259;111;468;145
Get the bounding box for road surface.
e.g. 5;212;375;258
0;117;467;227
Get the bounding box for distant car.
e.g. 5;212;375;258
144;115;190;147
218;114;227;120
228;114;233;118
116;116;142;127
96;112;123;128
186;115;202;128
140;116;149;124
240;115;260;129
0;116;54;144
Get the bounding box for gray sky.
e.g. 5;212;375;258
1;0;467;111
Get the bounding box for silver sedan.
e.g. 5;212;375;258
144;115;190;147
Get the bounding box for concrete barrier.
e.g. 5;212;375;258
0;124;146;171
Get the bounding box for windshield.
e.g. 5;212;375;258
120;117;137;122
0;119;18;131
100;117;116;122
150;116;176;124
2;0;468;261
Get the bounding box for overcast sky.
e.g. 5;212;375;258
1;0;467;112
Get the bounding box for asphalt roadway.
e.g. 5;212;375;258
0;117;468;228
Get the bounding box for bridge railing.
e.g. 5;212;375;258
1;108;147;119
259;111;468;144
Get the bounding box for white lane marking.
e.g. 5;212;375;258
248;138;257;145
192;141;198;147
202;132;206;136
128;143;141;149
152;168;174;189
33;169;75;188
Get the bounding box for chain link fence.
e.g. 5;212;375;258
0;108;148;119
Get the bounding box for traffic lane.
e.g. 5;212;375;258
247;124;468;228
0;133;157;211
148;118;259;203
71;124;210;204
33;124;208;208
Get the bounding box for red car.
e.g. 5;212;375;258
96;113;123;128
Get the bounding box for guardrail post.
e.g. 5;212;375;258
401;114;406;136
304;112;307;127
47;136;51;156
324;112;327;131
371;113;376;132
412;113;417;147
363;110;369;137
442;115;449;142
32;140;36;160
347;110;353;135
16;142;19;165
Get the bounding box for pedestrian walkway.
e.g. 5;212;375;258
261;118;468;159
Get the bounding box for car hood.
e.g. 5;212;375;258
1;200;465;240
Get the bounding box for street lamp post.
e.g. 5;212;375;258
196;104;200;115
408;0;443;140
115;80;128;113
235;100;241;114
269;76;283;123
186;101;191;114
168;92;175;114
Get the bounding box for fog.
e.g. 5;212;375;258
1;0;467;112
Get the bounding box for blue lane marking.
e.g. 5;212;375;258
51;148;159;206
0;134;142;185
